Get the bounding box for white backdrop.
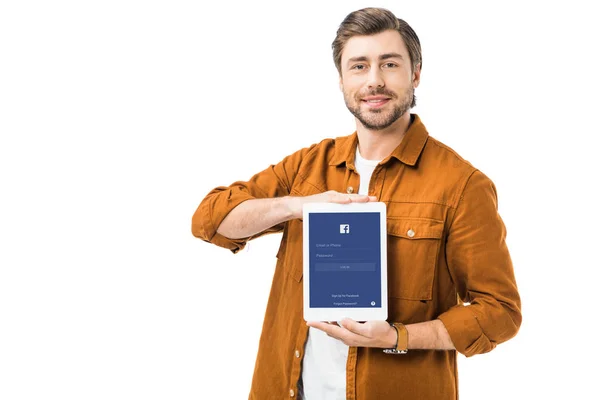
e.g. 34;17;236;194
1;1;599;399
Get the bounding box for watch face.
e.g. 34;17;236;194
383;349;408;354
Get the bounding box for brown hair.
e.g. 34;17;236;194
332;8;422;77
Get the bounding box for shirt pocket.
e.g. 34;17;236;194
282;178;322;282
387;217;444;300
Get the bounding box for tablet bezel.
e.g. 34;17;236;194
302;202;388;322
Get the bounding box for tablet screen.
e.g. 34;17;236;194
308;212;382;309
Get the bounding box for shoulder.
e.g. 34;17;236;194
294;133;354;165
423;135;477;175
418;135;497;207
426;136;496;184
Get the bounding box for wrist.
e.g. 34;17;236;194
281;196;302;220
385;324;398;348
383;322;408;355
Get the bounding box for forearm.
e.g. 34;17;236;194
403;319;455;350
216;197;295;239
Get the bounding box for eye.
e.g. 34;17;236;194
383;62;397;68
351;64;366;70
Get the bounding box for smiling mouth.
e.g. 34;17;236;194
361;98;391;108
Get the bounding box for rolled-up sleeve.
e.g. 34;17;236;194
438;170;522;357
191;145;315;253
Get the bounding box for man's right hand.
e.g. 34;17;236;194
285;190;378;219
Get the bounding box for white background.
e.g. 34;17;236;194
1;1;599;399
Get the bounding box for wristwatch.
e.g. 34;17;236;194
383;322;408;354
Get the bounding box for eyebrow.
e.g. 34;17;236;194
347;53;404;65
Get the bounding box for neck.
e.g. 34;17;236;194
356;112;412;160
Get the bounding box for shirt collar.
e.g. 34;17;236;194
328;114;429;168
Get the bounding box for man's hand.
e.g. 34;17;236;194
286;190;377;219
307;319;397;348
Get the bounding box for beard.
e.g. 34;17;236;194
344;86;414;131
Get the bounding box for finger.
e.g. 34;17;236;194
347;194;378;203
339;318;371;337
350;195;372;203
307;321;345;339
351;194;379;203
310;321;366;346
327;192;352;204
328;193;376;204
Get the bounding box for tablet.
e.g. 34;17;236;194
303;202;388;322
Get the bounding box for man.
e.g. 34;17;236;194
192;7;521;400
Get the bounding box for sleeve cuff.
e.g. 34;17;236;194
438;305;496;357
198;190;255;253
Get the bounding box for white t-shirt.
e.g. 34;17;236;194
299;147;381;400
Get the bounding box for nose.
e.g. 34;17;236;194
366;67;384;89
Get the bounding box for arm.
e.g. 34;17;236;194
437;170;522;357
308;171;521;354
405;320;454;350
192;145;376;252
307;319;454;350
191;146;312;253
217;193;376;239
215;197;294;239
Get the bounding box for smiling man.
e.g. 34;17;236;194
192;7;521;400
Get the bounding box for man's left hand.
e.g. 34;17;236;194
307;319;397;348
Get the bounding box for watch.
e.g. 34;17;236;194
383;322;408;354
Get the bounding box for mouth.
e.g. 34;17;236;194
361;96;391;109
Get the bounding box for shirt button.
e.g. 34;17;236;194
295;350;300;358
407;229;415;238
346;186;354;194
289;389;295;397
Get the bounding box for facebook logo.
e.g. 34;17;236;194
340;224;350;234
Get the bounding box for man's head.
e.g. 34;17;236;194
332;8;422;131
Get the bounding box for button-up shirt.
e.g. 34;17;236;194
192;114;522;400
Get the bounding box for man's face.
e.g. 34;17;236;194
339;29;420;131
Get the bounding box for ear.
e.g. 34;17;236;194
339;75;344;92
412;63;421;88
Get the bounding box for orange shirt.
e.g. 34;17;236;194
192;114;521;400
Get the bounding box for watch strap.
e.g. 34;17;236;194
383;322;408;354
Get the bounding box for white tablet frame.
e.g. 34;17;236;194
302;202;388;322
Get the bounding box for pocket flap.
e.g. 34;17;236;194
387;217;444;239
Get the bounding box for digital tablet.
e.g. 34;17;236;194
302;202;388;322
